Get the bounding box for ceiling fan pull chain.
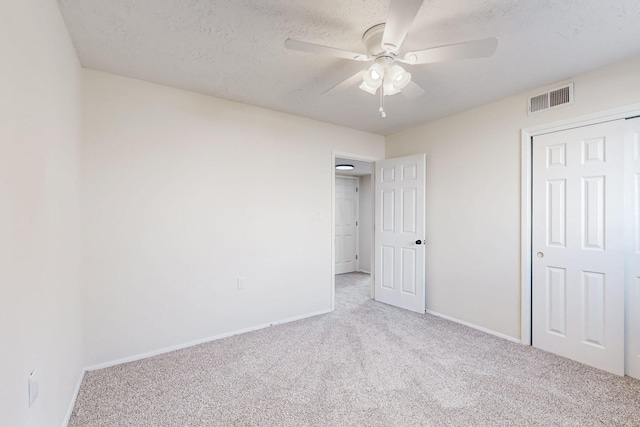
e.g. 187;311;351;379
379;85;386;118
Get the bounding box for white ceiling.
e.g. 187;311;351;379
58;0;640;136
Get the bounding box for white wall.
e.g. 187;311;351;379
81;70;385;367
0;1;84;426
386;55;640;340
358;175;373;273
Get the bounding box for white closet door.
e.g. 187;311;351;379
335;177;358;274
625;117;640;379
532;120;625;375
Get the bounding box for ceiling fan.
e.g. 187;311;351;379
284;0;497;117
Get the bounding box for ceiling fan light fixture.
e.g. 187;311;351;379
359;81;379;95
360;63;385;95
383;81;401;96
387;64;411;90
382;65;411;96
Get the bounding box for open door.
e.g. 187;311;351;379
374;154;426;313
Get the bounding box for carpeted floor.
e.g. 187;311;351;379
69;273;640;426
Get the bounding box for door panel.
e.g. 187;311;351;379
335;177;358;274
547;179;566;247
582;176;605;249
382;189;395;231
402;188;417;233
626;117;640;379
532;120;625;375
546;266;566;336
374;154;426;313
381;245;394;289
582;271;605;347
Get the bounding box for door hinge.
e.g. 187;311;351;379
356;255;358;260
356;221;358;226
356;187;359;192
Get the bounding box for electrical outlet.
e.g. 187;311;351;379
28;370;38;407
237;277;246;290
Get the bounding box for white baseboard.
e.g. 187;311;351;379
425;309;521;344
85;309;333;371
358;269;371;274
62;368;85;427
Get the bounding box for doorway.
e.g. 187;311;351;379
333;155;375;307
332;153;428;315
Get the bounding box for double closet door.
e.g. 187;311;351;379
532;117;640;377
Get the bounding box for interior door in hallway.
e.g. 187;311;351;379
335;176;358;274
626;117;640;379
374;154;426;314
532;120;625;375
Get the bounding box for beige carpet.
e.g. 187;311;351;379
69;273;640;426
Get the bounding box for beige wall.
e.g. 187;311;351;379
3;0;639;419
0;0;84;425
386;55;640;340
81;70;385;367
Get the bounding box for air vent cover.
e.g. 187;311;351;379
528;83;574;114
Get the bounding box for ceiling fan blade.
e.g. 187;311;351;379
381;0;424;52
322;71;364;95
284;39;370;61
401;81;425;99
403;37;498;65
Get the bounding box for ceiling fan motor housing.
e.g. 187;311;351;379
362;23;389;56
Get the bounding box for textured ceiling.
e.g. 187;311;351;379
58;0;640;135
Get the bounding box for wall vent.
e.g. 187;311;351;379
528;83;574;114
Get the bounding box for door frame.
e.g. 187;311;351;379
331;151;381;311
520;102;640;345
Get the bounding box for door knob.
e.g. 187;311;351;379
537;252;544;258
415;240;424;245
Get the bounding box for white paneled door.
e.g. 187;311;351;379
532;120;625;375
625;117;640;379
374;154;426;314
335;177;358;274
